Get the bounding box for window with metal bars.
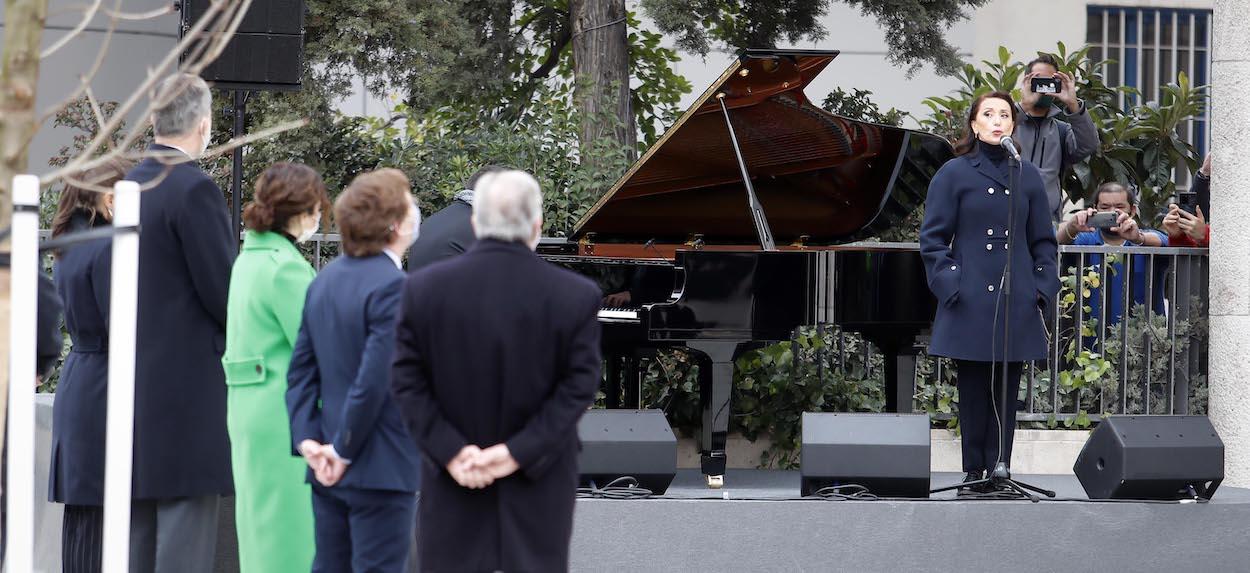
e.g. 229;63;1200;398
1086;5;1211;183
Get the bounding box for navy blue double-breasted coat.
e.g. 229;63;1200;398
919;148;1060;362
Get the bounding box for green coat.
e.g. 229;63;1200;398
222;230;316;573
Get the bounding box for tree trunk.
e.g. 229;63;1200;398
571;0;635;161
0;0;50;446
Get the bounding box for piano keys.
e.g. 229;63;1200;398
538;49;954;488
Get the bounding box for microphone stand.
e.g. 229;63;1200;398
931;147;1056;501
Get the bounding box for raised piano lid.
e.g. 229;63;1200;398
570;49;953;257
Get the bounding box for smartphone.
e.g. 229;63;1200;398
1178;191;1198;215
1031;76;1061;94
1087;211;1119;230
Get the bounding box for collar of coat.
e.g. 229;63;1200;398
242;229;301;256
965;151;1013;190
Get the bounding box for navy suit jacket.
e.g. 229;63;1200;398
287;253;421;493
126;144;236;498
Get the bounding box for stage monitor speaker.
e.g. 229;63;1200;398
578;409;676;495
800;412;930;498
180;0;304;90
1074;415;1223;500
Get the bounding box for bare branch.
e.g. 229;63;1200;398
53;0;248;177
40;117;309;187
102;4;176;20
41;0;102;59
38;0;123;123
84;86;107;131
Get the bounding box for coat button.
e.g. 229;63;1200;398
1005;188;1011;195
1005;229;1010;236
986;229;994;236
1036;266;1043;272
950;265;958;271
988;187;996;194
254;365;262;374
986;244;993;251
988;285;995;292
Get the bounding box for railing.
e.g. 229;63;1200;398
41;232;1208;423
918;245;1208;423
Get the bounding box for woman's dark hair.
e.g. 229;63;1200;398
241;162;330;233
953;91;1018;156
50;158;134;256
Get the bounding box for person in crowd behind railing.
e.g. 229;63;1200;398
407;164;508;271
919;92;1059;495
1057;182;1168;326
391;170;601;571
1015;53;1100;223
123;73;237;572
1163;153;1211;248
286;169;423;572
45;158;131;573
222;163;330;573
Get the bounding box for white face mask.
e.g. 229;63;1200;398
296;213;320;243
404;204;421;247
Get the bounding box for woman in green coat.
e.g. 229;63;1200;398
223;163;330;572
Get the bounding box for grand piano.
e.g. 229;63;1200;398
539;49;954;488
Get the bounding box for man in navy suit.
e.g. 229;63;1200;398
287;168;423;572
123;73;236;572
392;170;602;572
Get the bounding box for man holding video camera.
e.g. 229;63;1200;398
1016;54;1100;223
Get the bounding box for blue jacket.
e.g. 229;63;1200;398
287;253;421;493
49;214;110;505
919;148;1060;362
126;144;236;499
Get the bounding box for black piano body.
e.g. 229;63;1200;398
538;49;953;487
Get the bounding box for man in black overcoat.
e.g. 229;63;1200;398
392;170;601;572
123;73;236;572
406;165;506;271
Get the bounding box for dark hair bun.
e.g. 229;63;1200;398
242;200;275;230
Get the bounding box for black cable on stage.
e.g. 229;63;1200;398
577;476;654;500
809;484;880;501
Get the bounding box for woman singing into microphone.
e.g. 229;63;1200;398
919;91;1060;495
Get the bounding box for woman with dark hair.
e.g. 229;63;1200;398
222;162;330;572
919;91;1060;495
47;158;133;572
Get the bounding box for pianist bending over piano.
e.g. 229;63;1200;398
918;92;1060;495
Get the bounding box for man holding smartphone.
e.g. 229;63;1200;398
1015;54;1100;223
1058;182;1167;326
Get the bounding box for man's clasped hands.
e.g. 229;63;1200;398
299;440;518;489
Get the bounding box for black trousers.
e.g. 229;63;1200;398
62;504;104;573
954;360;1024;473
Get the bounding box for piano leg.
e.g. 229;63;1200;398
605;355;622;409
883;351;919;413
687;341;742;489
623;355;641;409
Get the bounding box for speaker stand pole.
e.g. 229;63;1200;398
230;90;249;251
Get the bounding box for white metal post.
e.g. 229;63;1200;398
6;174;40;572
101;180;140;573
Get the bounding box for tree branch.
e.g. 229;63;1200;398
41;0;102;59
50;0;249;180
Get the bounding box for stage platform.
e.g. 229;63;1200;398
569;469;1250;572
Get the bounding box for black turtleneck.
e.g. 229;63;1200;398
976;138;1011;183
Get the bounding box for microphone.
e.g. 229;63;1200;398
999;136;1021;161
